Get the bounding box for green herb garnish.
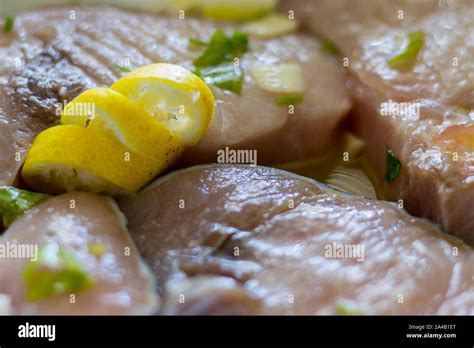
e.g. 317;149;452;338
275;94;303;106
385;148;402;182
193;30;249;68
336;303;361;315
88;243;106;257
189;37;208;47
191;30;249;94
320;39;339;55
195;62;243;94
23;244;94;302
115;64;132;73
0;187;50;227
3;16;14;33
388;30;425;69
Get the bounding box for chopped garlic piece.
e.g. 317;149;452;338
249;64;304;94
242;14;298;38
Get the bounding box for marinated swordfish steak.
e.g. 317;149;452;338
120;165;474;315
0;6;351;186
281;0;474;245
0;192;158;315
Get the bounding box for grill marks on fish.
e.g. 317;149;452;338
9;53;81;124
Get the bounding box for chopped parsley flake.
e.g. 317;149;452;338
23;244;94;302
193;30;249;68
191;30;249;94
3;16;14;33
0;186;50;227
388;30;425;69
385;147;402;182
336;303;361;315
320;39;339;55
195;62;243;94
115;64;132;73
275;94;303;106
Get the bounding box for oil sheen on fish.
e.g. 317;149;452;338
0;192;158;314
120;165;473;315
281;0;474;245
0;6;351;186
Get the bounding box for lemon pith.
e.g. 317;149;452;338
111;64;214;146
61;87;184;161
